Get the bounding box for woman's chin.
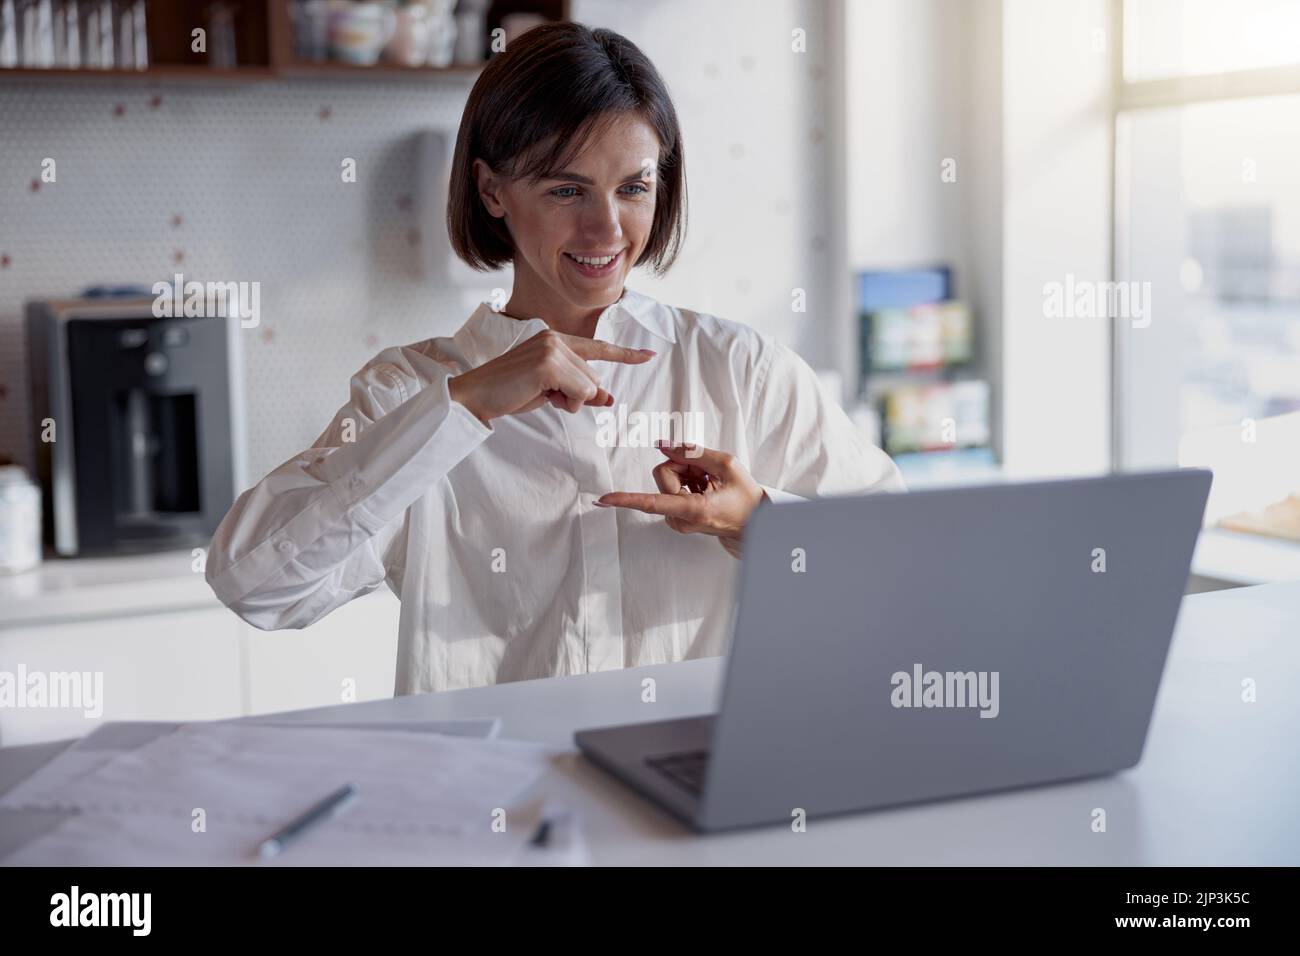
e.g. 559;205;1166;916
557;272;627;308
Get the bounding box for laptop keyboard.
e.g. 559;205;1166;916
645;750;711;796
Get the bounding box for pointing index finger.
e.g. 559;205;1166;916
595;492;698;519
566;336;657;365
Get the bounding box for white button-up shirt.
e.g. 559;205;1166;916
205;287;904;694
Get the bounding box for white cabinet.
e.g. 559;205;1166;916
0;551;402;747
243;590;400;717
0;605;243;747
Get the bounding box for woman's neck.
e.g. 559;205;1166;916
503;271;622;338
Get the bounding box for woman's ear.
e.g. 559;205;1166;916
472;158;508;219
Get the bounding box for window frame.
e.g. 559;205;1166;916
1110;0;1300;468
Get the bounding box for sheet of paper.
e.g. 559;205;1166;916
0;722;180;812
244;716;502;739
0;717;502;814
2;722;556;865
3;799;553;866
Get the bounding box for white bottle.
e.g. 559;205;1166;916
20;0;56;67
0;465;42;574
0;0;19;67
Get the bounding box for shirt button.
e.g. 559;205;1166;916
276;540;292;552
350;475;365;489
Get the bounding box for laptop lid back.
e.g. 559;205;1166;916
698;470;1212;831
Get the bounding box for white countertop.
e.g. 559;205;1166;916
1191;526;1300;586
0;549;216;628
6;525;1296;631
4;579;1298;864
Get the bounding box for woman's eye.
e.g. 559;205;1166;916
549;184;649;200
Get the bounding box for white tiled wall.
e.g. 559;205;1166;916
0;75;481;485
0;0;835;488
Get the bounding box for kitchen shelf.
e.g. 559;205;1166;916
0;65;279;82
0;0;568;85
273;61;484;80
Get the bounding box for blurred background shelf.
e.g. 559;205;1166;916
0;0;568;83
893;447;1001;490
272;60;482;79
0;65;279;81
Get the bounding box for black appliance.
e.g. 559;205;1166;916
25;296;241;557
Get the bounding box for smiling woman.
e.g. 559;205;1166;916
447;21;686;332
203;20;903;695
448;25;685;264
470;110;660;324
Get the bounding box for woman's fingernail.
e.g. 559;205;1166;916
637;349;657;356
593;500;610;507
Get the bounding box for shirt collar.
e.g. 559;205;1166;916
454;286;676;366
610;286;677;345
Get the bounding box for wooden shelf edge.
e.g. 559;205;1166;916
0;66;278;82
274;60;484;79
0;62;482;83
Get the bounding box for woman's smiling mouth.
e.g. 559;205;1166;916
564;248;624;279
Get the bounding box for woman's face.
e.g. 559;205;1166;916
475;112;660;314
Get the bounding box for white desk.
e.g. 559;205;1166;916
3;581;1298;865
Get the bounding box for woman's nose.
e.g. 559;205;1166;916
578;194;624;243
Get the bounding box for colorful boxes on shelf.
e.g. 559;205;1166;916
881;379;990;456
854;266;990;458
867;301;973;371
856;267;950;381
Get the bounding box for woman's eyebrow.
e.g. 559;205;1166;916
542;169;651;184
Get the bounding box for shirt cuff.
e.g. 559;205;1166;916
760;485;806;505
322;372;492;529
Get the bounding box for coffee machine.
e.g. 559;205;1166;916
25;296;244;557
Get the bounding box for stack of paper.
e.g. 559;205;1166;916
1;721;557;866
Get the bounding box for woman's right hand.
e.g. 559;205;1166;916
447;328;656;426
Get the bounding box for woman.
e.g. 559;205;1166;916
205;22;902;695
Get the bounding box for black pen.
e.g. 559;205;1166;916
527;805;574;850
257;782;360;859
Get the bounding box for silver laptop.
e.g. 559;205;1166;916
575;469;1212;832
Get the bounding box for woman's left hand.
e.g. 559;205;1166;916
596;442;765;559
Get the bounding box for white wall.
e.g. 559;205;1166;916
1000;0;1113;477
845;0;973;281
968;0;1005;458
844;0;998;424
574;0;840;368
844;0;1113;477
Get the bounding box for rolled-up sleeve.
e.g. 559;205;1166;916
205;355;491;630
746;336;904;498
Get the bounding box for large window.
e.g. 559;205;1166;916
1114;0;1300;468
1123;0;1300;81
1114;0;1300;580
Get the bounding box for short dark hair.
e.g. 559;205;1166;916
447;21;687;274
